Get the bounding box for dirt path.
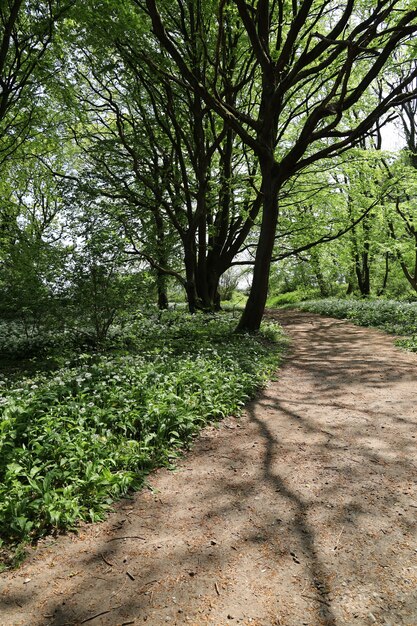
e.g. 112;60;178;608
1;311;417;626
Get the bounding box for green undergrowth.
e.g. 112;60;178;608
295;298;417;351
0;311;285;568
266;287;322;307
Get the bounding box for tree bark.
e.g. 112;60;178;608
156;270;169;309
236;160;280;332
355;249;371;296
183;239;198;313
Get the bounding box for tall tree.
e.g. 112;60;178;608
58;10;262;312
141;0;417;330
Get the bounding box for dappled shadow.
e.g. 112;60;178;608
1;310;417;625
244;401;338;625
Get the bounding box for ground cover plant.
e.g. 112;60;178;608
294;299;417;351
266;288;322;308
0;310;285;568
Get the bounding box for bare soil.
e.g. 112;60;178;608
1;310;417;626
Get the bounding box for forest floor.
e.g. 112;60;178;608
1;310;417;626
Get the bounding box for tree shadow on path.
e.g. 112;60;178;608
1;310;416;625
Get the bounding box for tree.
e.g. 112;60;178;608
57;14;262;312
69;209;148;345
141;0;417;330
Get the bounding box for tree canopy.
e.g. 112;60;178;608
2;0;417;332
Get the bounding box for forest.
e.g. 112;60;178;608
1;0;417;567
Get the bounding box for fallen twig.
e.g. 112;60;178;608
126;571;135;581
106;536;146;542
215;582;220;596
138;579;159;593
81;609;112;624
100;554;114;567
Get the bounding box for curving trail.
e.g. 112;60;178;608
1;310;417;626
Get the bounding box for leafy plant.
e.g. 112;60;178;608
0;311;285;566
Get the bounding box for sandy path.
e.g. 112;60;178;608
1;310;417;626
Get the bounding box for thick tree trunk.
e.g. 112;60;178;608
183;242;198;313
311;249;329;297
195;264;222;311
154;208;169;309
207;269;221;311
157;270;169;309
184;232;222;312
185;280;197;313
236;161;279;332
355;250;370;296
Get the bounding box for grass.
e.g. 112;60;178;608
294;298;417;351
0;310;285;568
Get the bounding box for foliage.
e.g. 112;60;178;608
2;2;417;332
0;0;72;164
141;0;417;331
267;288;322;308
3;0;417;577
0;321;65;361
0;311;285;566
223;291;248;308
295;298;417;351
395;336;417;352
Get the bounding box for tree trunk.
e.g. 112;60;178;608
355;249;370;296
398;234;417;292
236;161;279;332
311;249;329;297
388;220;417;293
207;269;221;311
184;241;222;312
194;262;222;311
157;270;169;309
183;240;198;313
154;207;169;309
